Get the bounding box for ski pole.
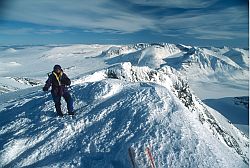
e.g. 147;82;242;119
145;147;156;168
128;147;137;168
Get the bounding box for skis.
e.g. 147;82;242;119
128;147;137;168
128;146;156;168
145;147;156;168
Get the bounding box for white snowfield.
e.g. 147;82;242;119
0;62;248;168
0;43;248;167
0;43;248;97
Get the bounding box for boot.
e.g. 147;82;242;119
55;103;63;117
68;111;74;115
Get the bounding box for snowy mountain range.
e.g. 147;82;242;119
0;43;248;167
0;43;248;94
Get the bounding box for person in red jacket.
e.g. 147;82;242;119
43;65;74;116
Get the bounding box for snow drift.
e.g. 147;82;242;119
0;63;248;168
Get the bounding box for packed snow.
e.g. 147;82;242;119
0;63;248;167
0;43;248;167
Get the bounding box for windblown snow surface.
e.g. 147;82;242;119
0;62;248;167
0;43;248;167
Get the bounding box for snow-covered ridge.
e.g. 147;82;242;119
7;77;41;86
104;43;182;69
0;43;248;95
76;62;249;164
0;63;248;167
0;84;18;94
101;43;248;84
223;48;249;69
0;43;248;134
104;43;151;57
165;46;248;81
104;43;180;58
104;63;249;163
0;77;41;94
0;43;248;165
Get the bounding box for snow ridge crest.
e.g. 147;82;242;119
105;62;249;164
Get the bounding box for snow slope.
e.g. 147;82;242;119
105;43;181;68
102;43;249;100
165;46;248;81
104;44;249;133
108;44;249;133
0;43;248;141
0;44;111;92
164;45;249;99
0;63;248;167
0;43;248;98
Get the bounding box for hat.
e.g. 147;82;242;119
53;64;62;71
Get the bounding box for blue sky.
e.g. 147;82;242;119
0;0;248;47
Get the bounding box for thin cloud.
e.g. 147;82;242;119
0;0;248;40
0;27;33;35
2;0;155;33
190;27;248;40
125;0;218;8
0;27;68;35
157;7;248;39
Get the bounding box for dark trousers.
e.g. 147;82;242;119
52;92;73;115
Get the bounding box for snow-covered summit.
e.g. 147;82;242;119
104;43;180;58
102;43;248;87
104;43;181;69
165;46;248;80
105;62;249;160
0;63;248;167
223;48;249;69
0;43;248;96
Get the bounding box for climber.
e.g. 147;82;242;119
43;64;74;117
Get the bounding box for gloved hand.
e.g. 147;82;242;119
43;87;48;92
